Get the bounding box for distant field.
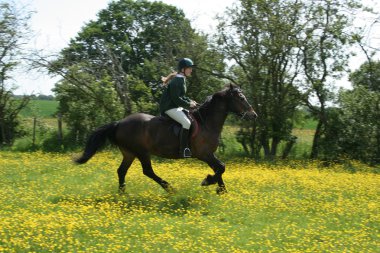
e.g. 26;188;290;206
220;121;316;158
17;101;316;158
293;116;318;130
296;119;317;130
20;100;58;118
0;151;378;252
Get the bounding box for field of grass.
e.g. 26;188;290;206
219;124;315;159
0;151;379;252
20;100;58;118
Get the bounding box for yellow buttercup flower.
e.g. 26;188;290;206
0;151;378;252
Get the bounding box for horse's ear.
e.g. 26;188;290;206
229;83;234;90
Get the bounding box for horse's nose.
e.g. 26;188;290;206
249;107;258;119
251;112;258;120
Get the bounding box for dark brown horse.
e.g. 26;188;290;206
75;84;257;194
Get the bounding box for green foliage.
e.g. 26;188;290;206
293;109;318;130
313;107;344;160
11;136;36;152
214;0;367;160
349;60;380;92
216;0;302;159
314;61;380;164
11;117;57;152
0;2;32;146
337;85;380;163
17;0;373;162
54;72;124;144
0;96;30;146
299;0;366;158
50;0;225;144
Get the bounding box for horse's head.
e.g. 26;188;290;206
225;84;258;120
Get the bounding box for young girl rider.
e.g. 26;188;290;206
159;58;198;158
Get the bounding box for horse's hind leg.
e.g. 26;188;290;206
118;150;135;193
138;153;174;193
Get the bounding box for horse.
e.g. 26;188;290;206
75;84;258;194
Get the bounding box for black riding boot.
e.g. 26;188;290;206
179;128;192;158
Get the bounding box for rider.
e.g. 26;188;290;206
159;58;198;158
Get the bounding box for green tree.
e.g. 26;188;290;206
335;61;380;163
215;0;302;159
338;87;380;163
349;61;380;92
48;0;224;143
0;1;31;146
315;61;380;163
53;69;124;144
299;0;366;158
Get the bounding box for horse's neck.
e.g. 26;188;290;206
197;96;228;134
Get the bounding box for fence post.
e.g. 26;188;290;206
32;117;37;148
58;113;63;146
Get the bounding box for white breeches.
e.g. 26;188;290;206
165;107;191;129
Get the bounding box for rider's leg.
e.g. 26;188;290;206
179;128;191;158
165;108;192;158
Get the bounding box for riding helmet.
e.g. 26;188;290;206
177;58;196;71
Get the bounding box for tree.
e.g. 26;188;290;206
215;0;302;159
337;88;380;164
299;0;366;158
349;61;380;92
313;61;380;163
0;1;31;146
335;61;380;163
47;0;225;144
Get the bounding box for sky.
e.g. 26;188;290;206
13;0;380;95
14;0;236;95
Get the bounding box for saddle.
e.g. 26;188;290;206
159;110;199;138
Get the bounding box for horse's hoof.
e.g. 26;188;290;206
216;186;227;195
201;175;214;186
119;184;126;194
201;178;209;186
165;185;176;194
161;181;176;194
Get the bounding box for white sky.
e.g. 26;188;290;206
14;0;237;95
13;0;380;95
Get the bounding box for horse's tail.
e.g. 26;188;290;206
74;122;118;164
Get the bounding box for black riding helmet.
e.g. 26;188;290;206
177;58;196;71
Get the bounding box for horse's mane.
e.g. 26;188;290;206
192;84;238;122
196;84;239;110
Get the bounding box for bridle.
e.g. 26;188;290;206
191;89;256;124
229;88;255;120
239;110;251;120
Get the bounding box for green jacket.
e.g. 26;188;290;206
159;75;192;115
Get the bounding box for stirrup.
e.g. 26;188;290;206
183;148;192;158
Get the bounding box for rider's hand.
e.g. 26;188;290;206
190;100;198;108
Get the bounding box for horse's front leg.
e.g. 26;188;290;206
200;154;227;194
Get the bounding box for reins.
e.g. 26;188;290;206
194;108;206;125
191;95;212;126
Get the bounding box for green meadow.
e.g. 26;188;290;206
0;151;378;252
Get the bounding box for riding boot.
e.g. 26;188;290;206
179;128;192;158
